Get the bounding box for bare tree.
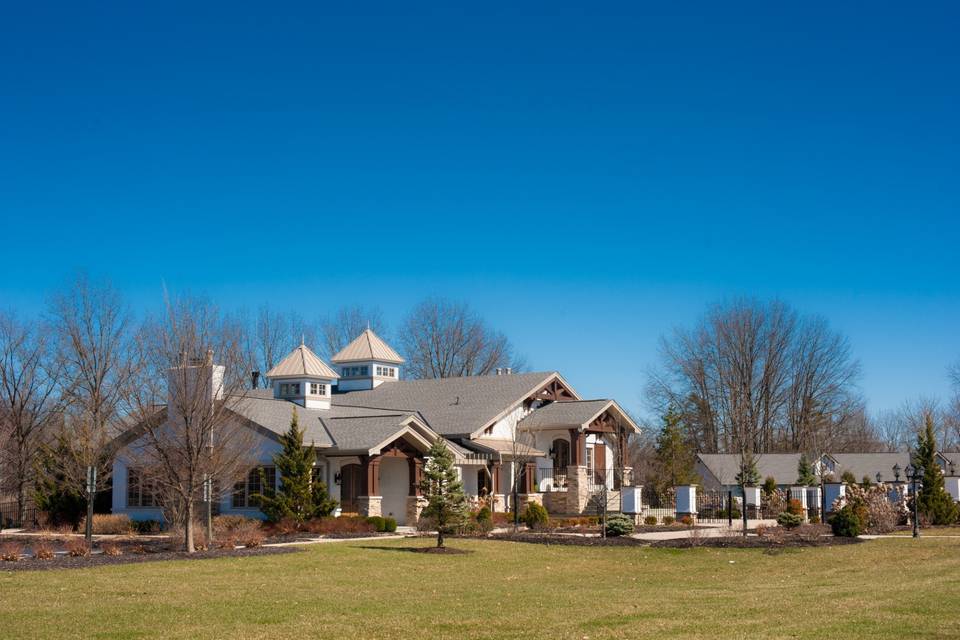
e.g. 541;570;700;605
399;298;525;379
0;313;61;526
507;424;539;531
238;306;313;388
129;296;257;552
316;305;386;359
647;298;863;454
45;275;139;544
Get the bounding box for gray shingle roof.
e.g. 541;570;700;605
828;453;912;483
697;454;802;485
320;414;420;452
333;371;562;436
518;399;613;429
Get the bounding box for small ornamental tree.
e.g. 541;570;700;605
796;454;817;487
255;408;337;525
914;414;959;525
419;440;469;548
840;470;856;485
736;453;760;486
762;476;778;498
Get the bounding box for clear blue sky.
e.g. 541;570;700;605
1;2;958;419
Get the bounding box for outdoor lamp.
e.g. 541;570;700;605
950;462;957;477
334;472;342;485
893;463;901;482
904;464;923;539
876;472;882;484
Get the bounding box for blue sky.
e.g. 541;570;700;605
1;2;958;418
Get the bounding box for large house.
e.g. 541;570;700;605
111;329;640;525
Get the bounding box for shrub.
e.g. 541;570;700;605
755;524;767;537
679;515;694;527
132;519;163;534
0;542;23;561
366;516;386;532
832;484;903;534
383;517;397;533
830;505;863;537
604;514;635;537
840;470;857;485
216;534;238;550
643;515;658;526
101;542;123;556
786;499;805;516
305;515;376;535
474;507;494;533
66;538;90;557
80;514;133;535
809;514;821;525
777;512;803;529
33;540;55;560
243;531;265;548
522;502;549;529
662;515;675;525
762;476;778;496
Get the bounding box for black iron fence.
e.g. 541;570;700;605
0;501;39;529
536;467;568;491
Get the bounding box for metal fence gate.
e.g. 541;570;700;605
696;489;739;524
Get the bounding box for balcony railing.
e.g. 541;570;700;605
536;467;568;492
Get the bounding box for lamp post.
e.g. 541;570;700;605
904;464;923;539
875;472;882;484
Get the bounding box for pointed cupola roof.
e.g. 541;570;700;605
266;344;340;379
331;329;405;364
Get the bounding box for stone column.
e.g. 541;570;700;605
357;496;382;517
565;465;589;514
675;484;697;519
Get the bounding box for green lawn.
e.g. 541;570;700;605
2;537;960;639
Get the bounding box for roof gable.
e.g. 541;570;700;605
331;329;404;364
267;344;340;379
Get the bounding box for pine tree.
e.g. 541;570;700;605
255;407;337;524
796;454;817;486
654;406;696;493
735;452;760;487
914;414;959;525
419;440;468;548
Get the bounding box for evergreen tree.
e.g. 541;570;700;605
796;454;817;486
419;440;468;548
735;452;760;487
654;406;696;492
914;414;959;525
33;435;86;529
255;407;337;524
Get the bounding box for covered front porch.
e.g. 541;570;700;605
518;399;641;515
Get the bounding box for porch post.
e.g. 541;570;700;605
491;461;505;512
406;456;425;525
358;455;382;517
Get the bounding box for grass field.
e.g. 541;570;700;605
2;537;960;639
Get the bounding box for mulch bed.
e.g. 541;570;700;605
490;533;646;547
0;546;300;572
408;546;472;554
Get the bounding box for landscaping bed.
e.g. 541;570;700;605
651;524;860;549
489;532;647;547
0;544;300;572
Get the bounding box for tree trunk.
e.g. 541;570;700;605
185;500;195;553
436;528;444;548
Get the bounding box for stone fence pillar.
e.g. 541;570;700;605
823;482;846;514
675;485;697;518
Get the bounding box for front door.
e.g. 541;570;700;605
593;443;607;486
340;464;362;513
379;457;409;524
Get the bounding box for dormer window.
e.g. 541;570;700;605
376;366;396;377
279;382;301;397
309;382;327;396
342;366;369;378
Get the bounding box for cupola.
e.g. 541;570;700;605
266;342;339;409
330;329;404;391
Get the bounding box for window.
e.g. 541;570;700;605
342;366;370;377
585;447;594;472
309;382;326;396
232;466;276;508
127;468;155;507
279;383;301;396
376;366;395;377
